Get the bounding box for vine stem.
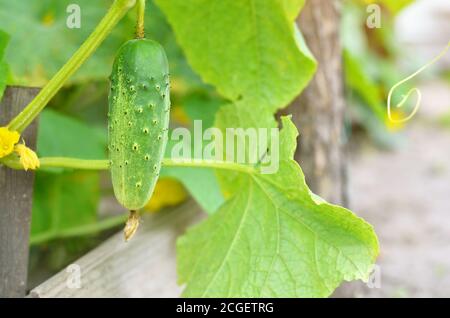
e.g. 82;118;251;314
30;213;127;245
136;0;146;39
387;41;450;123
0;156;257;174
7;0;137;133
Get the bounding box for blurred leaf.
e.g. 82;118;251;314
0;29;9;100
163;132;225;214
37;109;107;159
48;81;110;125
342;2;368;58
0;61;9;101
344;50;386;122
31;170;100;244
181;91;223;128
342;0;414;141
350;97;403;149
0;0;202;88
0;28;8;57
439;110;450;129
361;0;414;15
161;167;224;214
0;0;135;86
170;105;191;126
165;91;224;211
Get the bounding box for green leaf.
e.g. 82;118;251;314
0;29;9;100
37;109;107;159
162;167;224;214
0;0;201;88
155;0;316;112
279;0;305;21
0;0;134;86
215;100;278;196
344;50;386;122
0;28;8;57
31;171;100;244
181;91;223;129
163;129;225;214
178;117;379;297
438;110;450;129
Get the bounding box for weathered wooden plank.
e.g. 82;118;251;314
0;86;40;297
29;201;205;298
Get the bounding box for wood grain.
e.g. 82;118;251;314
29;201;205;298
0;86;40;297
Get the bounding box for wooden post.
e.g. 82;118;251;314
0;86;40;297
279;0;348;206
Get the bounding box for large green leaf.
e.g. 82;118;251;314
178;117;379;297
155;0;316;112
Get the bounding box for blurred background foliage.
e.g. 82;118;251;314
0;0;438;285
343;0;415;147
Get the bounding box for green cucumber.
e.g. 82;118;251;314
108;39;170;212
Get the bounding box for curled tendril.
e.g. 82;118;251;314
387;42;450;124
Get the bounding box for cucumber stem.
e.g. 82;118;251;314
136;0;146;39
7;0;137;133
124;210;140;241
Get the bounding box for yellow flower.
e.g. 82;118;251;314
0;127;20;158
14;143;40;171
144;177;188;212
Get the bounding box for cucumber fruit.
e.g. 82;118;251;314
108;39;170;214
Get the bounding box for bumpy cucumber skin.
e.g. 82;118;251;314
108;39;170;210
